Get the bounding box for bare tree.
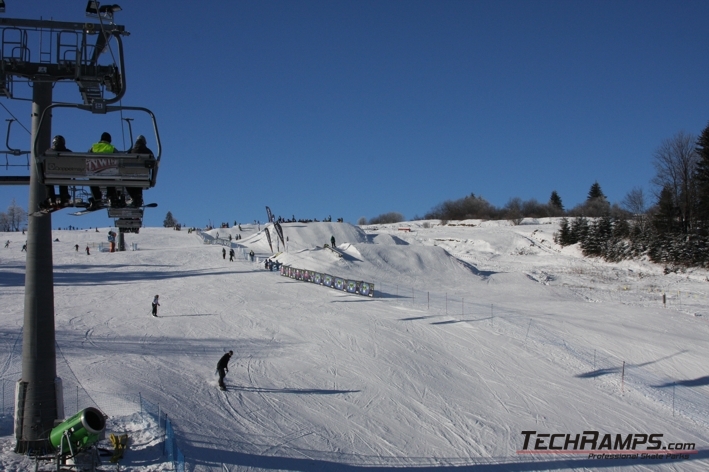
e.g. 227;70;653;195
424;193;497;220
622;187;647;216
651;131;699;233
0;212;10;232
503;197;523;225
368;212;405;225
6;199;27;231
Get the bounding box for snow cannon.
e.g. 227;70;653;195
49;407;106;455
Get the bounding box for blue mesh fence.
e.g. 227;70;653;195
164;418;175;463
142;394;185;472
0;379;15;419
0;330;185;471
162;417;185;472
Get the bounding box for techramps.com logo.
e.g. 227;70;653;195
518;431;698;460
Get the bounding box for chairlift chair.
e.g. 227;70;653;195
32;102;162;205
0;118;31;185
115;217;142;233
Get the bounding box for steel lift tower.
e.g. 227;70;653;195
0;2;131;454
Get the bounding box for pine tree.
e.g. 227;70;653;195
570;216;589;245
163;211;177;228
581;214;612;257
587;182;606;201
612;216;630;240
653;185;677;234
555;217;572;245
696;121;709;227
580;222;600;256
603;216;630;262
628;221;650;258
549;191;564;211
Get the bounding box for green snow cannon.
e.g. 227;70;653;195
49;407;106;454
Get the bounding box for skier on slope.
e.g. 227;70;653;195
152;295;160;317
222;247;226;260
216;350;233;390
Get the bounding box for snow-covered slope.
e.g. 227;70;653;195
1;220;708;471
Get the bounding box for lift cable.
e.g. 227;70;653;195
0;103;30;135
95;9;130;149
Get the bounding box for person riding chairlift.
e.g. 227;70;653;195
125;135;153;208
88;132;117;210
41;135;72;210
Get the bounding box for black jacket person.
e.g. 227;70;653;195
43;135;72;208
217;351;233;389
126;135;154;207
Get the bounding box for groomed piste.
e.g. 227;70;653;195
1;219;708;471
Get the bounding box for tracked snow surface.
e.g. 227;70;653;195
1;219;708;471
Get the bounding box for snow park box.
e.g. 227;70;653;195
280;265;374;297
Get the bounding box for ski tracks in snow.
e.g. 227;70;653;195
0;328;21;381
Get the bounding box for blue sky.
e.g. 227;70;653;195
1;0;708;229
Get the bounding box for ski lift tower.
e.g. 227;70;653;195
0;1;129;454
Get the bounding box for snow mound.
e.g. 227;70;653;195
277;222;367;251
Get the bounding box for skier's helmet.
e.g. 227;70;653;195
52;135;65;149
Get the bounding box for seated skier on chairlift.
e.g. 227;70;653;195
125;134;153;208
88;132;117;210
41;135;72;210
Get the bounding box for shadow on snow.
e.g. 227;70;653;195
575;350;689;379
653;375;709;388
180;444;709;471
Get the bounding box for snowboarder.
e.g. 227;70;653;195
330;235;336;248
85;245;90;255
229;248;235;262
21;243;27;252
4;240;9;248
216;350;233;390
249;249;254;262
75;244;79;252
152;295;160;317
222;247;226;260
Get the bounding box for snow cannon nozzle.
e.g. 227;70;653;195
49;406;106;455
